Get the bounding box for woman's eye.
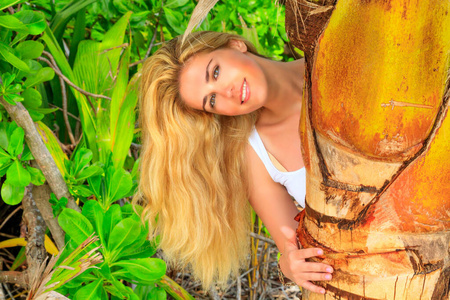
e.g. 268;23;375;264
213;66;219;79
210;94;216;108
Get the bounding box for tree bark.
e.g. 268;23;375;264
22;185;47;288
286;0;450;299
32;182;65;250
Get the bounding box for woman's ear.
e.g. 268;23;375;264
228;39;248;52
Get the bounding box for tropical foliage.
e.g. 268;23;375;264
0;0;289;299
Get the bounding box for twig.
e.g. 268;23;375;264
130;142;142;150
2;283;14;300
0;206;22;231
42;54;76;145
0;282;4;300
145;24;159;59
0;233;17;239
0;97;80;213
36;56;98;117
48;104;80;121
249;232;276;246
38;52;111;101
0;272;26;289
208;286;220;300
129;23;159;68
100;43;129;55
236;275;242;300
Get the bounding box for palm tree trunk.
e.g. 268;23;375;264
286;0;450;299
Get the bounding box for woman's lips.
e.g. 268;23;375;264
241;78;250;104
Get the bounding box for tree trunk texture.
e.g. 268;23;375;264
285;0;450;299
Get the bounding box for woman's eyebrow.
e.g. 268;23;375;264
202;58;213;111
205;59;213;83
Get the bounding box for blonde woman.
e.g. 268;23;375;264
138;31;333;295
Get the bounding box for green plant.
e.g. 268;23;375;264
0;121;45;204
55;201;165;299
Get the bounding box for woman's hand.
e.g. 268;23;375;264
279;236;333;295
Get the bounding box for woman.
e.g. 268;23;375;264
138;31;333;295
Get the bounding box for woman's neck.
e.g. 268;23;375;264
254;56;305;126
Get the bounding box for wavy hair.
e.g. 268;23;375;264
137;31;260;287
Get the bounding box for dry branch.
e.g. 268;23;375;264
22;185;46;288
31;182;65;250
0;97;80;214
38;52;111;101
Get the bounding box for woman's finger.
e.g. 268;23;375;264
289;247;324;260
292;262;333;273
295;271;332;282
299;280;326;295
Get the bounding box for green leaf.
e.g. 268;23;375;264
164;0;189;9
102;204;122;249
58;208;96;246
0;0;25;11
23;67;55;88
148;287;167;300
1;181;25;205
22;88;42;109
106;167;132;203
71;184;93;197
36;121;68;177
87;174;102;200
72;148;93;176
32;107;58;114
28;109;44;122
6;160;30;187
157;275;195;300
163;8;186;35
0;42;30;72
0;161;13;177
111;70;139;169
15;41;44;60
3;94;22;105
82;200;105;245
73;279;104;300
134;285;166;300
26;166;45;186
20;145;33;161
49;194;68;217
112;258;166;283
118;240;157;260
76;165;103;181
0;15;28;32
108;218;140;259
7;126;24;156
0;147;12;165
41;27;98;161
10;246;26;271
0;122;8;150
50;0;96;42
14;10;46;35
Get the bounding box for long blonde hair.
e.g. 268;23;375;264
137;31;260;287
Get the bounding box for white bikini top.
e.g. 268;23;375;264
248;128;306;207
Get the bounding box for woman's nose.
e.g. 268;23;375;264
219;84;234;98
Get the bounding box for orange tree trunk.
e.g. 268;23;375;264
286;0;450;298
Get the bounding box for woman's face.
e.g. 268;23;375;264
179;40;268;116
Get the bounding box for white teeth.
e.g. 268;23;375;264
241;81;247;103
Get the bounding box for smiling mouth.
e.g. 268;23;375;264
241;78;250;104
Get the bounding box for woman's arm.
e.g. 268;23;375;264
246;146;333;295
